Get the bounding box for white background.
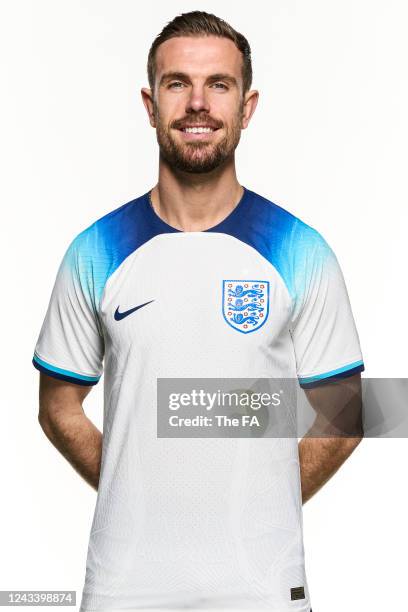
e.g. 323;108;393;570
1;1;407;611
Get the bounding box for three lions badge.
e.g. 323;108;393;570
222;280;269;333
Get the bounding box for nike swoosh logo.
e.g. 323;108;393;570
114;300;154;321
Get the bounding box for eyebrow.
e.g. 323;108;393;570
159;71;238;87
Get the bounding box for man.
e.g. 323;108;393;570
33;10;364;612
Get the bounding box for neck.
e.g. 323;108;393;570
149;155;243;232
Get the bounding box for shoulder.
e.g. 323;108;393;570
246;187;333;258
242;189;337;303
60;193;149;307
68;192;148;257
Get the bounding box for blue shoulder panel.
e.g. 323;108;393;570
64;192;178;312
64;187;330;318
208;188;330;308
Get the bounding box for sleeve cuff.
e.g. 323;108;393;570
298;359;365;389
32;353;101;386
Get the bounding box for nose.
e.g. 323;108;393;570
185;84;210;114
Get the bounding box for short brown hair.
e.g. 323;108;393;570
147;10;252;93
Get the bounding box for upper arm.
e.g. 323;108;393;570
33;233;105;427
38;372;93;423
303;372;363;437
290;228;365;389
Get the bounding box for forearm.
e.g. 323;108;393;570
298;434;362;504
39;409;102;491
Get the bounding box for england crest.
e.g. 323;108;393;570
222;280;269;333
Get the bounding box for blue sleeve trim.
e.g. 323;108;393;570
32;354;101;386
298;360;364;389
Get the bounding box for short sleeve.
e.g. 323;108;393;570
290;231;364;388
32;236;105;386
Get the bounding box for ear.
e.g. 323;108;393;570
141;87;157;128
241;89;259;129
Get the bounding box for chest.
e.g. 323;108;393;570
99;233;293;359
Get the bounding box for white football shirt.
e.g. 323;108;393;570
33;187;364;611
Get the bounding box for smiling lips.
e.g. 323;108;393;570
182;126;216;133
175;124;221;138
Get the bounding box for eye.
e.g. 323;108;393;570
168;81;185;89
211;82;228;90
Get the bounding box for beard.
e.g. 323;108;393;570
154;101;243;174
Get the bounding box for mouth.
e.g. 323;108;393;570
174;125;221;140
